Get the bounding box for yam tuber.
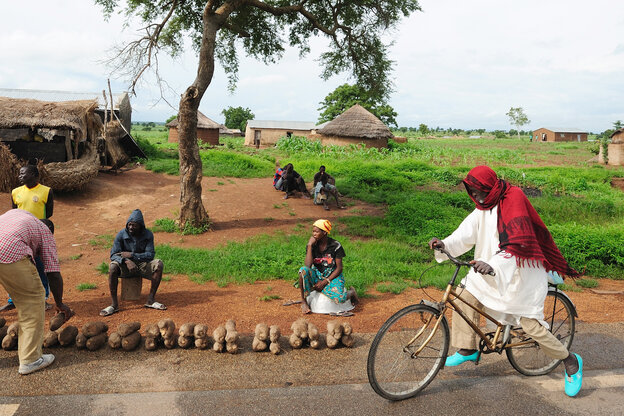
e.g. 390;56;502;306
289;333;303;349
195;337;209;350
226;342;239;354
163;337;176;349
269;341;281;355
178;335;193;349
75;332;87;349
255;323;269;341
43;331;59;348
212;341;225;353
327;320;343;340
224;320;238;344
326;334;339;349
49;312;66;331
122;331;142;351
179;323;196;338
145;336;159;351
158;319;175;339
145;323;160;338
58;325;79;347
308;323;320;349
86;332;107;351
212;326;226;344
108;332;122;349
2;334;17;350
269;325;281;355
252;337;268;352
118;322;141;337
7;322;19;338
341;334;355;348
193;324;208;339
82;321;108;338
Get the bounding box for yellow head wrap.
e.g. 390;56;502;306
313;219;332;234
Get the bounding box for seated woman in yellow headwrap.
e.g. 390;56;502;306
298;219;358;314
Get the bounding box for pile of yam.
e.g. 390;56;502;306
158;318;177;349
1;319;18;351
326;320;354;349
253;323;281;355
289;318;320;349
213;320;239;354
144;323;162;351
108;322;141;351
77;321;108;351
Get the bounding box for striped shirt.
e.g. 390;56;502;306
0;209;60;273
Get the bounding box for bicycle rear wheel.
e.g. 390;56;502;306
506;290;575;376
367;304;449;401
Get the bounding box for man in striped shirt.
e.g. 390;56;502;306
0;209;72;375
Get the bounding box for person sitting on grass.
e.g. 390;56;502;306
281;163;311;200
297;219;358;315
313;166;344;210
100;209;166;316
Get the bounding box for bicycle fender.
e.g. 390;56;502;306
548;287;578;318
419;299;443;315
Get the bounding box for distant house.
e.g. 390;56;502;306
532;127;588;142
0;88;132;134
599;129;624;166
611;128;624;143
244;120;317;147
167;111;221;145
313;104;393;148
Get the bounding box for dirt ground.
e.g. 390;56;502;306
1;166;623;334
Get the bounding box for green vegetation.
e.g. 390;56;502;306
96;262;109;274
69;254;83;261
575;278;599;288
89;234;114;249
153;218;178;233
135;133;624;294
76;283;97;291
259;294;281;301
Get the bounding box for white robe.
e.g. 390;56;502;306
434;206;549;327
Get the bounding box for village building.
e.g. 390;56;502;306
313;104;393;148
598;128;624;166
167;111;221;145
244;120;317;147
532;127;588;142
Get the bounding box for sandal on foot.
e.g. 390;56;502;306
99;305;119;317
144;301;167;310
329;311;354;317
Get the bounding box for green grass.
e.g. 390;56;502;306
89;234;114;249
575;278;599;288
133;134;624;292
259;294;281;301
69;254;83;260
96;262;109;274
153;217;178;233
76;283;97;291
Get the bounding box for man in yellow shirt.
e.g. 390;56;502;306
1;165;54;312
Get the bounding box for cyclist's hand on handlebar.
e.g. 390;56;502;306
428;238;444;250
470;260;494;276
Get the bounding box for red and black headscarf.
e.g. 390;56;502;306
463;166;578;277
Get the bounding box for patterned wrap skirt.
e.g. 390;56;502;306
299;266;347;303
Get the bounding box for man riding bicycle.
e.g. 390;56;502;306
429;165;583;397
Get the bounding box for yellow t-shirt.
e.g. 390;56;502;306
11;184;51;219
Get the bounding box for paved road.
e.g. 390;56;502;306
0;322;622;415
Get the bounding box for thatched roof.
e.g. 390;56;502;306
0;97;97;133
317;104;393;139
166;111;221;129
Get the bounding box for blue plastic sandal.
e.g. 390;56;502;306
564;353;583;397
445;351;479;367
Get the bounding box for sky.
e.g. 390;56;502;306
1;0;623;132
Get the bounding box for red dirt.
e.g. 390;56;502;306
1;167;622;334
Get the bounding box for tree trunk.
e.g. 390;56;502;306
177;13;220;229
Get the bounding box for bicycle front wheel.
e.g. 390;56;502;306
506;290;575;376
367;304;450;401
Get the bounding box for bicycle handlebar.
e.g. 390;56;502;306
433;246;496;276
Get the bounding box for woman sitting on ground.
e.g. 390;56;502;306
281;163;311;199
298;219;358;314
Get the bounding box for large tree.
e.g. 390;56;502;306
222;106;254;131
317;83;398;127
506;107;530;138
96;0;421;228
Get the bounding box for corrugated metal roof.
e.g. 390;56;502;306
538;127;587;133
246;120;316;130
0;88;128;110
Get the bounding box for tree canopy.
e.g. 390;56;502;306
318;84;398;127
506;107;530;138
96;0;421;228
222;106;254;131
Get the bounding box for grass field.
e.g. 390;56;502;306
131;125;624;294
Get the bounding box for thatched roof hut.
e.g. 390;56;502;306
167;111;221;145
315;104;393;148
0;97;103;192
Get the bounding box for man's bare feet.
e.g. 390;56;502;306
301;302;311;314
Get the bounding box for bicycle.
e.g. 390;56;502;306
366;247;577;401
